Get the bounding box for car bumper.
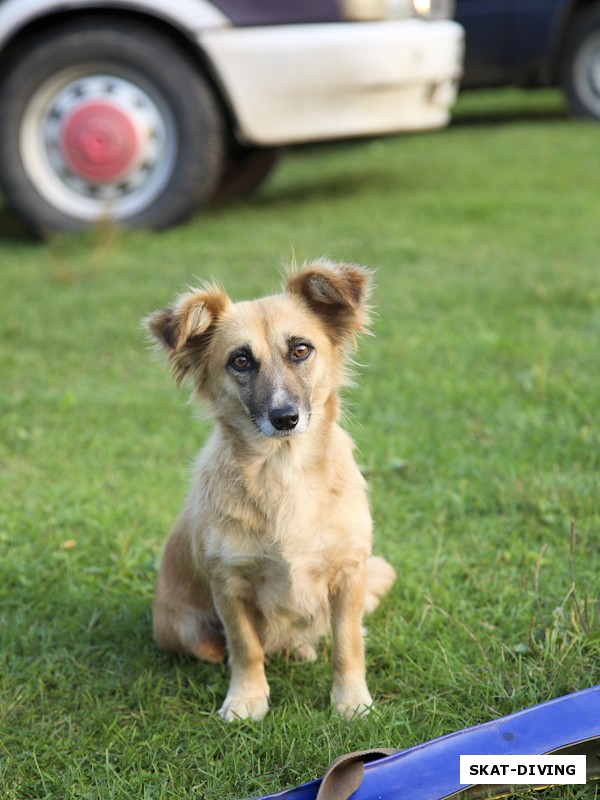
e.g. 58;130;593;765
199;19;464;146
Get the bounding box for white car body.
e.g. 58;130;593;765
0;0;464;146
202;20;464;145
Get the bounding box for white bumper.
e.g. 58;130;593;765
199;19;464;146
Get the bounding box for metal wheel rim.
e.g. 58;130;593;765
573;30;600;117
19;65;178;222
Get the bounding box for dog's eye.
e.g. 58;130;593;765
291;343;312;361
230;354;253;371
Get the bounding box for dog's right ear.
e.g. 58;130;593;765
144;286;231;385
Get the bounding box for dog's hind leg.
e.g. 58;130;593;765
152;517;225;663
363;556;396;616
154;603;225;664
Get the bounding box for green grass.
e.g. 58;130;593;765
1;88;599;799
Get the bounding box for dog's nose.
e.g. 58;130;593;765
269;406;299;431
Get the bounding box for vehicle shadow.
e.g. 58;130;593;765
451;87;570;128
211;138;426;213
0;206;34;242
452;107;569;127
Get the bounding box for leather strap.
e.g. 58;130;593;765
315;748;399;800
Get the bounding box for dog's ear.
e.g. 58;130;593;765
285;260;372;344
144;286;231;385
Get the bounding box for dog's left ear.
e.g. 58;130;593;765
285;260;372;344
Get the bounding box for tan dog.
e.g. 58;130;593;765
145;260;395;721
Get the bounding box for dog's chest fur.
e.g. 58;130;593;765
192;425;371;651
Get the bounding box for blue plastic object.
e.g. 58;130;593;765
254;685;600;800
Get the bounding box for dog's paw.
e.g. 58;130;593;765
332;684;373;719
218;693;270;722
333;699;373;719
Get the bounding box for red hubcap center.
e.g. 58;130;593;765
60;101;140;182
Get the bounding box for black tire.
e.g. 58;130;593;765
561;5;600;120
214;146;280;203
0;18;225;235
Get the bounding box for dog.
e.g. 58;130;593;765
145;260;396;721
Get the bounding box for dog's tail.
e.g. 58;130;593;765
364;555;396;615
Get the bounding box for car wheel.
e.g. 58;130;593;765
214;146;280;203
0;18;225;235
561;5;600;120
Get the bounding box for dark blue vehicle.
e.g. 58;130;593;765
455;0;600;119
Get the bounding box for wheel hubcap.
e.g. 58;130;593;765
60;100;140;182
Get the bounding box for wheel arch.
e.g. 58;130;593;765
0;3;243;148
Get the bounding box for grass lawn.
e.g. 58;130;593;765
0;88;598;799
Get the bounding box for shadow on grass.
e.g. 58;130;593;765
0;207;35;243
451;87;571;128
452;107;569;127
252;173;386;206
210;161;418;215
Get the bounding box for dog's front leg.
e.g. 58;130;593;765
330;565;373;718
211;584;269;722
